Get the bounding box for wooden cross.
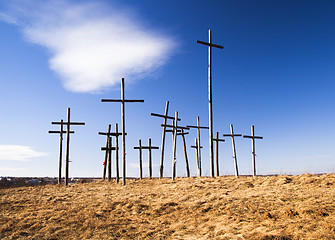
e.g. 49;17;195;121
197;29;224;178
151;101;181;179
186;116;209;177
134;138;159;179
161;112;189;180
99;123;124;183
52;108;85;186
101;77;144;185
190;138;203;177
213;132;225;177
223;124;242;177
49;119;74;184
243;125;263;177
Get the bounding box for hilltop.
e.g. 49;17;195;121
1;174;335;239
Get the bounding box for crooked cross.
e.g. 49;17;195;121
151;101;181;179
197;29;224;178
102;78;144;185
243;125;263;177
161;112;189;180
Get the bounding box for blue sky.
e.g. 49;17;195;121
0;0;335;178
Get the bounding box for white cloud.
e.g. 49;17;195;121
0;0;175;93
0;145;49;161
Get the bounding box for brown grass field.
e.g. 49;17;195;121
1;174;335;239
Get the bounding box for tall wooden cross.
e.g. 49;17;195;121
186;116;209;177
190;138;203;177
213;132;225;177
223;124;242;177
52;108;85;186
243;125;263;177
99;123;124;183
197;29;224;178
49;119;74;184
161;112;189;180
134;138;159;179
101;78;144;185
151;101;181;179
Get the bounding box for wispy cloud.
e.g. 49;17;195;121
0;0;175;93
0;145;49;161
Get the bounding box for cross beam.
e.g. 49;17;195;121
134;138;159;179
223;124;242;177
150;101;181;179
243;125;263;177
49;119;74;184
161;124;190;130
52;108;85;186
213;132;225;177
101;78;144;185
186;116;208;177
197;29;224;178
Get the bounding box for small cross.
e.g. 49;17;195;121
223;124;242;177
52;108;85;186
243;125;263;177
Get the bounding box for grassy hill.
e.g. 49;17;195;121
1;174;335;239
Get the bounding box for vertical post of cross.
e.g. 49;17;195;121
179;129;190;177
102;78;144;185
172;111;178;180
197;29;224;178
243;125;263;177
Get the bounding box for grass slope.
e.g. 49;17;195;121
1;174;335;239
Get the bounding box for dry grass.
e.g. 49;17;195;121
1;174;335;239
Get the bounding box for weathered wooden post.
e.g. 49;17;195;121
197;29;224;178
213;132;225;177
49;119;74;184
179;129;190;177
115;123;120;183
243;125;263;177
134;139;143;179
186;116;209;177
134;138;159;179
102;78;144;185
151;101;181;179
99;124;125;182
223;124;242;177
52;108;85;186
190;138;203;177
